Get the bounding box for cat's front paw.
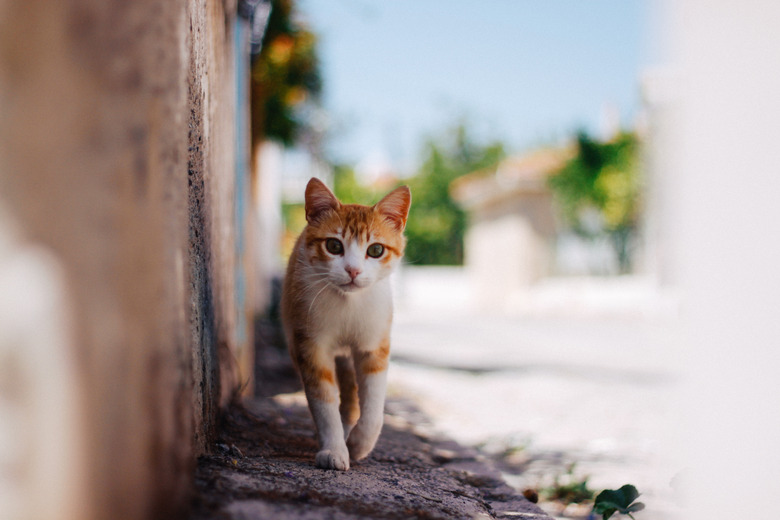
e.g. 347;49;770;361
315;446;350;471
347;425;381;461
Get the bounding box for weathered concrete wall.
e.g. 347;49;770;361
187;0;247;456
0;0;255;519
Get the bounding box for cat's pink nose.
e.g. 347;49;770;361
345;266;361;280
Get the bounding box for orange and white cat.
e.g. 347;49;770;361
281;177;411;470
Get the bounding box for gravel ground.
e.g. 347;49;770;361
190;393;549;520
191;317;548;520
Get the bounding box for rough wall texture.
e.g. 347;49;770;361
0;0;254;519
187;0;245;456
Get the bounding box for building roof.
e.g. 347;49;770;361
451;147;573;209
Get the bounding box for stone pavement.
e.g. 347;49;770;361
190;380;549;519
389;268;683;519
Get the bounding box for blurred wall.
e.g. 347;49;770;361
0;1;256;519
452;153;562;311
661;1;780;518
464;192;555;309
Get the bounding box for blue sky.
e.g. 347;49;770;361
297;0;652;174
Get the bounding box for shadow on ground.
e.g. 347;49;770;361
189;311;549;520
190;397;549;520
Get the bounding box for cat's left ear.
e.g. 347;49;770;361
305;177;340;224
375;186;411;231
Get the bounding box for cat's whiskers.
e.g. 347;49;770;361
301;269;331;280
301;272;334;287
305;278;334;328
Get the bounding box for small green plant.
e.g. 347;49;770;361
541;464;595;506
592;484;645;520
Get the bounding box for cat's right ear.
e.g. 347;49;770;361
375;185;411;231
305;177;340;224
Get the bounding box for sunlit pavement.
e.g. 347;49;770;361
388;267;684;518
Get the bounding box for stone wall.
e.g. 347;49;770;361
0;1;256;519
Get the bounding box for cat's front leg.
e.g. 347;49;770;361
347;339;390;461
298;357;350;470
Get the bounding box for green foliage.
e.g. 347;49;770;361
252;0;322;146
280;201;306;258
547;131;641;272
593;484;645;520
404;124;504;265
332;165;380;204
541;464;595;506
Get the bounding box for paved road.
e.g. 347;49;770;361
387;267;683;518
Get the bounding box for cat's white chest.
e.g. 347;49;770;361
313;279;392;352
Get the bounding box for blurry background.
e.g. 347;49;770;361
2;1;779;519
256;2;674;518
256;1;780;519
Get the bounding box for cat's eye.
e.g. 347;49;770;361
367;243;384;258
325;238;344;255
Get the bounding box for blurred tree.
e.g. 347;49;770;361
251;0;322;147
405;124;505;265
332;164;379;204
547;131;641;273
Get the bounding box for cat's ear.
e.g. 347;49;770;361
375;185;411;231
305;177;340;224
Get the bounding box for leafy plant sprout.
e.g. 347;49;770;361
592;484;645;520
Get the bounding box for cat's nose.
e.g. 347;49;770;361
345;266;362;280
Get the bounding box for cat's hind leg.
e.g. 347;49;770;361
347;338;390;461
335;355;359;440
297;351;350;470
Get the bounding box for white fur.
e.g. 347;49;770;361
299;233;396;351
309;397;350;470
322;231;394;292
347;370;388;460
295;233;396;469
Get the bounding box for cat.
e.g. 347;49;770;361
281;177;411;470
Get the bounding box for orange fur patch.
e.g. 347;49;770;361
301;368;338;402
300;200;407;264
357;339;390;375
318;368;335;385
336;356;360;427
293;343;339;402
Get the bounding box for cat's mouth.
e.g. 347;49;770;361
339;280;363;292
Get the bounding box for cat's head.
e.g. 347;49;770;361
300;177;411;294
